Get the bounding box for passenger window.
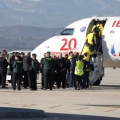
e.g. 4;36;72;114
59;29;74;35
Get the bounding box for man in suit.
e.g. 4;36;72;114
23;52;33;90
40;53;46;89
0;53;8;88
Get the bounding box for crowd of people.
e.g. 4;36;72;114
0;20;103;91
0;50;39;90
0;50;93;91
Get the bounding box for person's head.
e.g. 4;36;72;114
43;53;46;58
75;52;79;58
12;52;16;56
64;54;68;59
2;50;7;55
96;20;100;25
14;55;19;60
46;51;50;57
20;52;24;58
69;51;73;57
0;52;5;57
32;53;37;59
58;52;62;59
78;55;83;61
25;52;31;57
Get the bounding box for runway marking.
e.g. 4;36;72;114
22;105;29;107
49;105;62;108
4;102;10;104
75;107;89;110
105;109;117;112
30;104;37;106
22;104;37;107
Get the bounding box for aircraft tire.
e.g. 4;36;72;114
93;78;101;86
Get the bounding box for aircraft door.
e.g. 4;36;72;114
102;18;120;67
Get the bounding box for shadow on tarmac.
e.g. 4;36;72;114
0;107;45;119
0;107;119;120
88;85;120;90
46;113;120;120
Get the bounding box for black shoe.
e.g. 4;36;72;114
13;88;16;90
75;87;77;90
24;86;28;89
50;87;52;91
41;88;47;90
32;88;37;91
82;87;86;89
2;86;8;89
86;85;89;88
52;86;56;89
62;87;66;89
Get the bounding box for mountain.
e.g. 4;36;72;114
0;26;62;51
0;0;120;51
0;0;120;27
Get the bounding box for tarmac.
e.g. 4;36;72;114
0;68;120;120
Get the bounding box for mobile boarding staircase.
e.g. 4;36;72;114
89;54;104;86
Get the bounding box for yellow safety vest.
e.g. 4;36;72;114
91;24;103;37
68;56;72;63
74;60;84;76
85;33;96;45
82;46;93;62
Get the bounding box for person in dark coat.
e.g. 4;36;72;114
42;52;54;90
40;53;46;89
23;52;33;90
9;52;16;86
55;52;67;89
12;55;23;90
31;54;40;90
0;53;8;88
20;52;27;88
69;53;77;88
2;50;8;86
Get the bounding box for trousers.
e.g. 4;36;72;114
56;71;66;88
0;73;6;87
75;75;83;89
13;73;22;90
44;69;53;90
69;72;76;88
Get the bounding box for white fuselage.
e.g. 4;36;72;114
32;17;120;67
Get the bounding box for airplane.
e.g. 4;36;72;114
32;17;120;85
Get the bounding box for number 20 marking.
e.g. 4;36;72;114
60;38;77;51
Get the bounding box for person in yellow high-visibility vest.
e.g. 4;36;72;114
83;53;91;88
74;55;86;90
82;43;94;88
82;43;93;63
91;21;104;53
85;31;97;52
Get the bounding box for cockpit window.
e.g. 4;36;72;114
59;28;74;35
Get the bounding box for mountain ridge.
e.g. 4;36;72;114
0;0;120;27
0;25;62;51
